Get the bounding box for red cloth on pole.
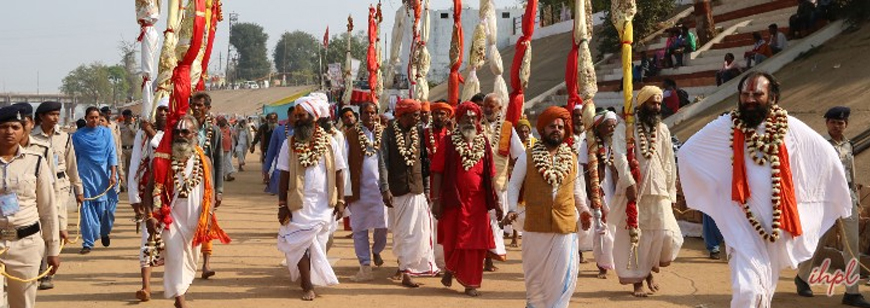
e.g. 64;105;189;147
197;1;221;92
367;6;379;104
506;0;538;125
447;0;464;105
324;26;329;49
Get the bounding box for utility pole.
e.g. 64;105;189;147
226;12;239;88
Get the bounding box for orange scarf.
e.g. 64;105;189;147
192;147;231;247
731;129;801;237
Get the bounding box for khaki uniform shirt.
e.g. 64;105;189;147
0;146;60;256
828;136;856;192
32;125;84;195
120;122;137;148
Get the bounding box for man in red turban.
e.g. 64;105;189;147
431;101;500;297
394;98;422;118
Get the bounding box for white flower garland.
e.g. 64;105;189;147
595;136;614;166
356;122;383;156
483;114;503;146
451;130;486;170
426;127;442;156
171;153;203;199
531;142;574;186
292;126;331;168
392;120;420;167
636;121;657;159
729;105;789;242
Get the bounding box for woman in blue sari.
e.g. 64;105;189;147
73;106;119;254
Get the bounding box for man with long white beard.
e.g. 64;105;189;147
678;72;851;307
431;102;500;297
609;85;683;297
380;98;439;288
578;110;618;279
276;98;346;301
480;94;525;271
143;115;228;308
345;102;388;281
506;106;589;308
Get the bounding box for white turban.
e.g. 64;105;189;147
295;96;323;119
593;111;617;127
158;96;169;107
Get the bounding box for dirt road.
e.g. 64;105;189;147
32;152;857;308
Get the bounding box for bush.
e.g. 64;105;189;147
596;0;676;59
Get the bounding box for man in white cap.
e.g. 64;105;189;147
577;110;618;279
276;97;347;301
609;85;683;297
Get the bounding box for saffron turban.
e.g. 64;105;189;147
536;106;571;139
593;111;618;128
421;101;431;112
455;101;482;121
431;102;455;118
636;85;664;105
395;98;422;117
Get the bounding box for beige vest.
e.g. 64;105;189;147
286;140;337;211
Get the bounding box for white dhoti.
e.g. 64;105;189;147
163;186;204;299
610;195;683;284
488;190;508;258
522;231;579;308
389;193;438;276
222;150;236;176
576;224;594;252
592;226;615;270
432;218;446;269
277;220;338;287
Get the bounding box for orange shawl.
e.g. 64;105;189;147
731;129;801;237
192;147;231;247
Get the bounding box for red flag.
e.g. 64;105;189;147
323;26;329;49
506;0;538;125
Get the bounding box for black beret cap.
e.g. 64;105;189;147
36;101;62;115
0;105;24;124
12;102;33;118
824;106;850;120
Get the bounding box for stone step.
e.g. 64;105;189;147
597;70;719;92
684;0;798;28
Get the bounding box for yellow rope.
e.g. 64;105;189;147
836;218;870;274
82;183;115;202
0;247;53;283
672;208;695;215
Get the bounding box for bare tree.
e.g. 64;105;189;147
694;0;716;46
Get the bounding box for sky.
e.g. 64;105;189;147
0;0;520;95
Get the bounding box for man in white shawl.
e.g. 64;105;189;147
506;106;589;308
276;96;346;301
577;109;618;279
610;85;683;297
678;72;852;308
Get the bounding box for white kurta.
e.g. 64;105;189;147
344;127;388;231
577;135;616;270
678;115;851;308
508;151;586;308
608;122;683;284
485;122;525;257
275;138;347;286
163;156;204;299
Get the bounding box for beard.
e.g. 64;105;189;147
543;132;563;147
171;139;196;161
637;105;661;128
294;120;314;141
738;102;771;128
459;123;477;140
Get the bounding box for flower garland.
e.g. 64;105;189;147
635;121;656;159
483;114;503;145
392;120;419;167
292;126;331;168
201;114;214;153
356;122;383;156
451;130;486;170
426;127;442;156
595;136;614;166
171;153;203;199
729;105;789;242
530;142;574;186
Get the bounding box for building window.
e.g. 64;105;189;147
441;13;448;19
502;12;510;18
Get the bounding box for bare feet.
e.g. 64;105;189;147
465;288;481;297
441;271;454;287
174;296;188;308
136;289;151;302
390;270;403;281
483;258;499;272
597;267;607;279
201;268;216;279
509;240;519;248
632;282;648;297
401;273;421;288
645;273;660;293
579;251;588;264
301;289;316;301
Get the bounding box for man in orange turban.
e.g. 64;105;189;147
535;106;572;141
394;98;422;118
421;101;431;126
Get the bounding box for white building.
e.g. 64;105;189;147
393;6;524;85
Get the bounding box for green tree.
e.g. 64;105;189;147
230;22;271;81
597;0;675;58
274;31;319;85
324;31;368;78
107;65;131;106
60;63;112;106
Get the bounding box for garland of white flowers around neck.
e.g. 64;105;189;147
635;121;656;159
292;126;331;168
171;153;203;198
426;126;442;156
729;104;789;242
531;141;574;186
357;122;383;156
201;114;214;152
392;120;419;167
595;135;614;166
483;114;503;145
451;129;486;170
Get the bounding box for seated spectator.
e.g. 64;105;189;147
661;79;681;117
768;24;788;54
633;51;660;82
743;32;773;68
664;28;686;68
789;0;817;38
682;25;698;54
716;53;743;86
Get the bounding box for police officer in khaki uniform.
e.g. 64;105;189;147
0;104;61;308
32;101;84;290
795;106;870;308
101;106;125;190
119;109;137;182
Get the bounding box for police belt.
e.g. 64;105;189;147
0;222;39;241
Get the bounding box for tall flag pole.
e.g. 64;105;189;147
342;15;354;106
375;2;384;105
505;0;537;125
415;0;431;102
135;0;160;122
447;0;464;106
384;4;407;110
408;0;422;100
195;0;222;92
461;0;489;102
487;0;508;115
611;0;640;269
367;5;380;104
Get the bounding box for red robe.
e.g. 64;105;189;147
431;135;496;288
